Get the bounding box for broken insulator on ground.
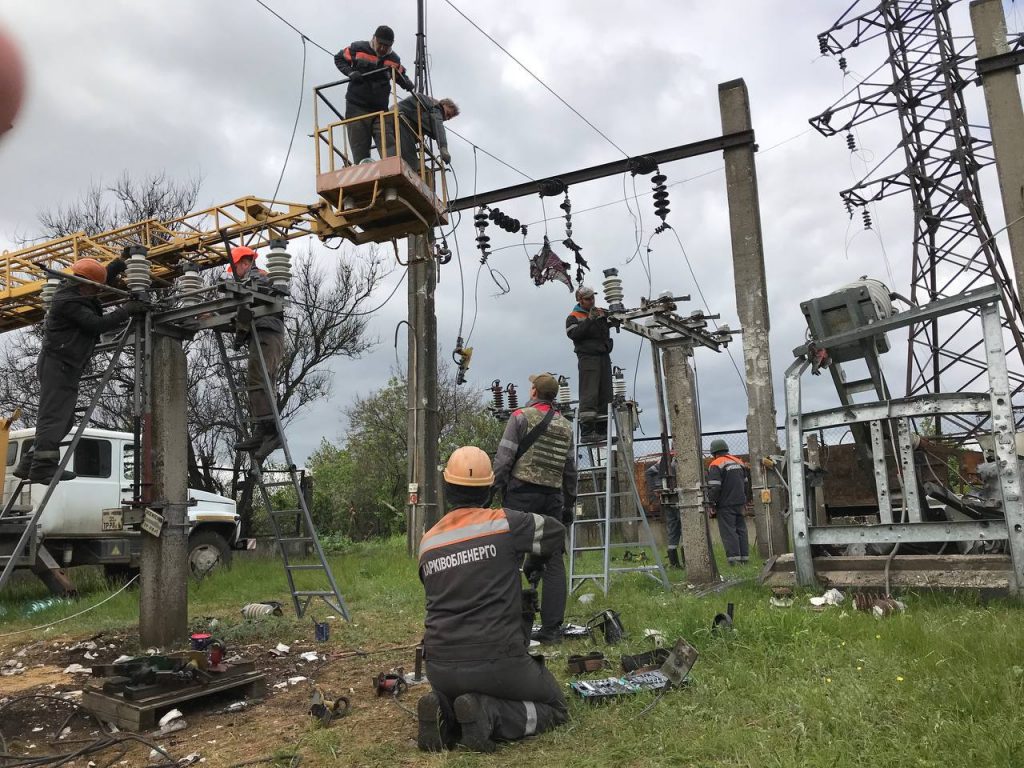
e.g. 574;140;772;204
42;277;60;311
506;382;519;411
488;207;523;234
265;239;292;291
176;265;203;307
490;379;505;411
602;267;625;312
862;209;873;230
125;245;152;294
652;173;670;223
557;375;572;408
846;132;856;152
474;207;491;264
612;366;626;400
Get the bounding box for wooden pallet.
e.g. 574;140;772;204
82;665;266;731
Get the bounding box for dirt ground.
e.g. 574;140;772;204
0;628;426;767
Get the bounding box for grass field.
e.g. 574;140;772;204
2;539;1024;767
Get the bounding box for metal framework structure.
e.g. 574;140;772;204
810;0;1024;428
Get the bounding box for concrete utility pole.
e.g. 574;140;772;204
971;0;1024;299
661;344;719;584
718;78;788;558
139;334;188;648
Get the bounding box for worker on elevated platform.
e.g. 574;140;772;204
225;247;285;460
491;373;576;645
15;258;143;484
566;285;613;438
707;438;752;565
397;95;458;171
417;446;568;753
334;25;413;164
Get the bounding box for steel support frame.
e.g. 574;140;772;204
786;297;1024;594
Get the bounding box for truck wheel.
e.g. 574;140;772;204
188;531;232;578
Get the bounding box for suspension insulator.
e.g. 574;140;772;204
846;132;856;152
560;193;573;238
557;375;572;407
862;209;873;230
487;207;522;234
42;277;60;312
474;207;491;264
818;34;829;55
490;379;505;411
506;383;519;412
838;56;847;72
602;267;625;312
612;366;626;400
651;173;670;222
176;265;203;306
264;238;292;290
124;245;152;294
843;198;854;216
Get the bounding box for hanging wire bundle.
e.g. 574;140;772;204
559;190;589;286
474;206;491;264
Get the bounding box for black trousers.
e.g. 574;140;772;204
345;101;395;163
247;332;284;435
504;480;566;632
716;504;749;562
426;655;567;742
34;353;80;461
577;353;612;423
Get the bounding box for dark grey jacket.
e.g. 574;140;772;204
397;95;449;152
41;283;129;370
419;505;565;657
223;268;285;336
566;305;613;356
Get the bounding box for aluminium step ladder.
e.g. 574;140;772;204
216;327;350;620
568;403;669;595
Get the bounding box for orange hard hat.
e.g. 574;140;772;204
71;258;107;284
231;246;257;265
443;446;495;487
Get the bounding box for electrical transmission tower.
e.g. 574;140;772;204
810;0;1024;430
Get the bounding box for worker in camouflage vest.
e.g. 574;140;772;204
492;373;577;644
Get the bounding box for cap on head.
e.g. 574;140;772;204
529;373;559;401
374;25;395;44
443;446;494;487
576;285;596;299
709;438;729;454
71;258;107;284
231;246;257;266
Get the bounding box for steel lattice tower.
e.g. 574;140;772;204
810;0;1024;430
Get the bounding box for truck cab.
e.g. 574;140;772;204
2;427;240;592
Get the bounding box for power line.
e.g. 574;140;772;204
269;36;307;211
253;0;333;55
446;127;535;182
441;0;629;159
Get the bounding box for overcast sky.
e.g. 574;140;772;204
1;1;1020;464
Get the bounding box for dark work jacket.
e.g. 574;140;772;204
223;267;285;336
419;506;565;657
334;40;411;111
566;304;613;356
707;454;752;508
397;95;448;151
40;283;129;370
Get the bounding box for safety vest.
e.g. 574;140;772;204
511;405;573;489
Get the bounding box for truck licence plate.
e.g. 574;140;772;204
101;507;124;531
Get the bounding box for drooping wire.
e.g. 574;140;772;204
252;0;333;55
269;35;307;210
441;0;630;158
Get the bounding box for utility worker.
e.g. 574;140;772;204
334;25;413;163
645;453;682;569
397;95;458;171
417;446;569;753
565;285;613;437
15;258;142;484
492;373;576;645
706;438;752;565
225;247;286;460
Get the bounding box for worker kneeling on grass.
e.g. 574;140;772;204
416;446;569;752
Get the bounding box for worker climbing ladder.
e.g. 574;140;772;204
215;328;350;621
568;403;669;595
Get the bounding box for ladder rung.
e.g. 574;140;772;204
571;546;607;552
278;536;313;544
609;565;663;573
286;564;325;571
292;590;339;597
270;508;302;516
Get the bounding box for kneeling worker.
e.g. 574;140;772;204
417;446;569;752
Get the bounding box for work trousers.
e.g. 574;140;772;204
247;331;285;436
504;480;566;632
399;123;421;171
576;353;613;424
716;504;749;563
34;353;80;461
426;654;567;743
346;101;396;163
664;503;681;548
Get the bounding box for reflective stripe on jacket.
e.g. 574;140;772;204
707;454;751;508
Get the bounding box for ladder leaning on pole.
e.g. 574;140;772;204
568;403;669;595
215;328;350;620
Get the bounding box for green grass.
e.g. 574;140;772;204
2;539;1024;766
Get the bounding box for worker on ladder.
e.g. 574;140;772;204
417;446;568;752
491;373;576;645
225;247;285;460
14;257;144;484
566;285;613;438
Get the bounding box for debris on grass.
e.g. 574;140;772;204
809;588;845;607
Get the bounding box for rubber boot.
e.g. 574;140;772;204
666;548;681;569
28;451;75;484
417;691;458;752
454;694;497;753
12;449;33;480
255;427;283;461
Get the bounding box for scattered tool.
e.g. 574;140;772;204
711;603;735;634
310;686;350;726
567;652;606;674
587;610;626;644
620;648;669;674
374;669;408;696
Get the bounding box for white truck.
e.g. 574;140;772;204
2;427;241;593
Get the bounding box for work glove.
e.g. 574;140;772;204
105;258;128;284
348;71;363;83
523;555;545;586
122;300;148;315
440;148;451;165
